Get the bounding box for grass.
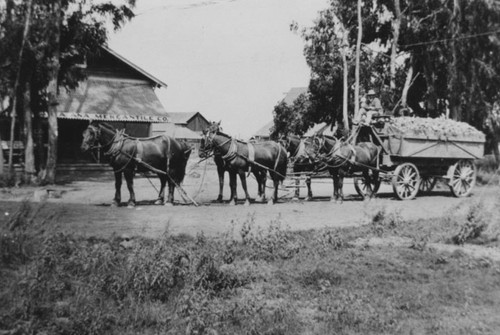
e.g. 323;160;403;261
1;202;500;334
476;155;500;186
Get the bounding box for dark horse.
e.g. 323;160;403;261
81;121;192;207
201;122;288;204
281;134;322;201
314;134;380;203
199;134;242;205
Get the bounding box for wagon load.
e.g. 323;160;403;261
384;117;485;159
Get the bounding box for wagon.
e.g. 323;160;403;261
351;116;486;200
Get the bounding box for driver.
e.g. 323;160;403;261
358;89;383;124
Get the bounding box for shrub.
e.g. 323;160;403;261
452;202;489;245
368;206;403;236
239;215;302;260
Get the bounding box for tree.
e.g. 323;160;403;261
0;0;136;184
271;93;313;138
299;0;401;127
296;0;500;132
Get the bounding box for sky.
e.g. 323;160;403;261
108;0;329;139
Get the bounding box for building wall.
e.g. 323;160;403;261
186;115;211;133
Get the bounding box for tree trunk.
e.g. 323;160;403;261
8;0;33;173
23;82;36;184
449;0;461;120
401;64;413;108
44;0;62;184
390;0;401;90
0;130;3;176
354;0;362;118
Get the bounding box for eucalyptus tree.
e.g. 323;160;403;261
0;0;136;184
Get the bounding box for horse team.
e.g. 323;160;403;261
80;121;380;207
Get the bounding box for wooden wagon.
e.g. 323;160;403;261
353;116;486;200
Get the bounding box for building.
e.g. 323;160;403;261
161;112;211;135
251;87;308;141
55;47;169;164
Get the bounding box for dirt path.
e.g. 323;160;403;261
1;163;498;238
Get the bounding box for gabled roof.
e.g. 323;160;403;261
56;77;168;122
167;111;209;125
282;87;308;105
253;120;274;137
151;123;201;139
102;46;168;88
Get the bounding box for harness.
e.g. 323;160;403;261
205;131;285;179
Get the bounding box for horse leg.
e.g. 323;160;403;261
155;175;167;205
112;171;122;207
254;171;263;202
124;169;136;208
305;175;313;201
239;172;251;206
228;172;238;206
337;170;345;204
165;180;175;206
216;165;225;202
268;174;279;205
331;172;338;203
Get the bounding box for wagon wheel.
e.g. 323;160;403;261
418;176;437;195
392;162;420;200
449;160;476;197
354;176;381;199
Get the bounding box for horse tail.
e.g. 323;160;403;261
174;140;192;184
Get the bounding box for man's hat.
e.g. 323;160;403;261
367;89;376;95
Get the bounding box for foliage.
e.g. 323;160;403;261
271;93;313;138
275;0;500;135
2;201;500;334
0;0;135;182
452;202;489;245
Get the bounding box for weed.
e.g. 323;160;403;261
452;202;489;245
239;215;302;261
368;206;403;236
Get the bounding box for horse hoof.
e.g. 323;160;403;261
154;199;163;205
267;199;274;205
244;200;250;206
292;197;299;201
229;200;236;206
127;203;135;208
216;196;223;203
164;202;173;207
111;201;120;207
305;196;312;201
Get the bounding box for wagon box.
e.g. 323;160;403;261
381;118;486;160
386;134;485;159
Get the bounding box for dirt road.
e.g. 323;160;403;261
1;162;497;238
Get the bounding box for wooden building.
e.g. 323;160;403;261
153;112;211;135
55;47;169;164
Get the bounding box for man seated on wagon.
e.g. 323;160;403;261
358;89;383;124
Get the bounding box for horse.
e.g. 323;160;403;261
314;135;380;203
199;136;242;205
280;134;323;201
81;121;192;207
201;121;288;204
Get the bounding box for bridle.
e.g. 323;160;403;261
85;124;118;150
